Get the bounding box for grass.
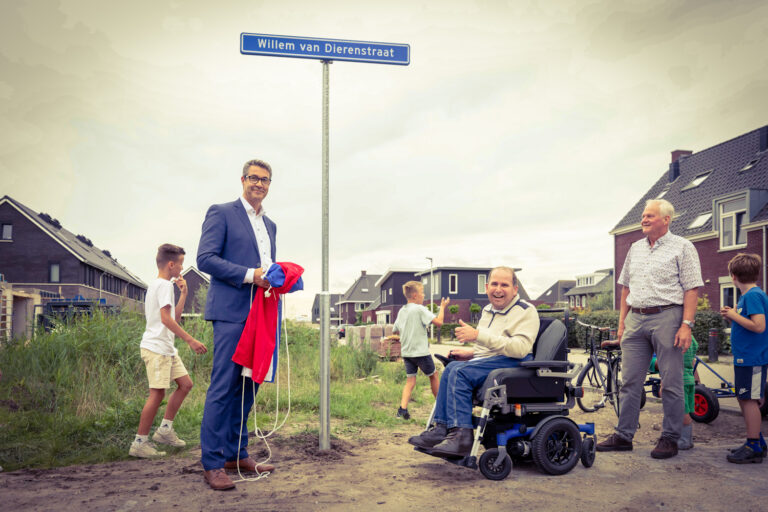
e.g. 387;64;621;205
0;312;434;471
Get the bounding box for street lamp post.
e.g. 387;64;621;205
426;257;433;340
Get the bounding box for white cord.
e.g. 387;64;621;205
232;288;292;483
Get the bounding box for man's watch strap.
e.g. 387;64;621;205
682;319;695;328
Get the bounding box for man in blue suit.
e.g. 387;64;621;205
197;159;277;490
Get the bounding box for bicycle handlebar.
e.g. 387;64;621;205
575;319;610;331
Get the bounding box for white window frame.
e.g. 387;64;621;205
449;273;458;294
719;280;742;309
719;197;747;250
382;290;386;303
432;274;440;297
477;274;487;294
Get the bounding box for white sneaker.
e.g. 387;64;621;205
129;440;166;458
152;426;187;447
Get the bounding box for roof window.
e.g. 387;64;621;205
740;157;761;172
687;213;712;229
681;170;712;191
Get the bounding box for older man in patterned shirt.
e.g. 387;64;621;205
597;199;703;459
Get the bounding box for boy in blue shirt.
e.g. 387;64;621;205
393;281;449;420
721;253;768;464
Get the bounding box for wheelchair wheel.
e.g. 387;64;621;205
580;437;596;468
531;418;582;475
639;388;647;409
576;357;609;412
691;384;719;423
478;448;512;481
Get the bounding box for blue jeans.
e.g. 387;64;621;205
200;320;259;470
433;354;531;429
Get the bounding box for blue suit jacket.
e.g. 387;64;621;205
197;198;277;323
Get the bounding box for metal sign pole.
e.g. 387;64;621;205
240;33;409;453
319;59;332;451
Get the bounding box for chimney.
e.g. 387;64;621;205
668;149;692;182
361;270;367;276
671;149;692;163
760;126;768;152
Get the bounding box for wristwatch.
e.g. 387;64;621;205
682;319;695;328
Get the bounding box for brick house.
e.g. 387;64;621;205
311;293;342;326
564;269;613;309
173;266;210;315
534;279;575;308
610;125;768;310
361;268;420;324
336;270;382;325
0;195;147;313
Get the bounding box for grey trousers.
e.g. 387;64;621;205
616;307;684;442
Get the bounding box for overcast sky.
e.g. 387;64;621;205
2;0;767;317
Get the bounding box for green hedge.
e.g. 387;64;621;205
540;309;729;354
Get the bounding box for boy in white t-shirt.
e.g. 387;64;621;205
129;244;208;458
393;281;449;420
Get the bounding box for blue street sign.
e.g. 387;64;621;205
241;33;410;66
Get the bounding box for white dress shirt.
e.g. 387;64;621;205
239;196;273;283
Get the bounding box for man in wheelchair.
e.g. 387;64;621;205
408;266;539;457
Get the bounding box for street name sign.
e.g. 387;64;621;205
241;33;410;65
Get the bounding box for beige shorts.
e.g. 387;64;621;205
141;348;188;389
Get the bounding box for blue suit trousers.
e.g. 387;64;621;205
200;320;259;470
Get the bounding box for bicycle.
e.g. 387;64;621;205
574;320;623;417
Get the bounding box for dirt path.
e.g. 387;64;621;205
3;401;767;512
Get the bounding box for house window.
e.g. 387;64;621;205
382;290;386;303
720;283;742;309
1;223;11;240
449;274;458;294
49;263;61;283
719;197;747;249
575;296;580;307
688;213;712;229
656;187;669;199
681;170;712;191
477;274;486;294
432;275;440;297
355;303;365;312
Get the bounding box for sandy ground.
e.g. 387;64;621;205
2;397;767;512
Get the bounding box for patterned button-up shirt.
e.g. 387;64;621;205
617;231;703;308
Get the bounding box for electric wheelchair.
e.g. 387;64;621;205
416;316;596;480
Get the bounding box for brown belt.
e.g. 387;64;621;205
630;304;680;315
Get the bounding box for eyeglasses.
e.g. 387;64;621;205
244;175;272;185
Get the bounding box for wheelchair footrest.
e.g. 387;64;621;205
412;447;477;469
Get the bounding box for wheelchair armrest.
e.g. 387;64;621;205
519;360;572;369
433;354;455;367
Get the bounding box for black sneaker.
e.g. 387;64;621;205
396;407;410;420
727;444;764;464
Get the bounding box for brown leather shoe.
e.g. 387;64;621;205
429;427;474;457
224;457;275;473
203;468;235;490
595;433;633;452
651;436;678;459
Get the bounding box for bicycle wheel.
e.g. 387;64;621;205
608;357;623;417
576;357;609;412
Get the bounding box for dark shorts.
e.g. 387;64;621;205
403;355;436;377
734;364;768;400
